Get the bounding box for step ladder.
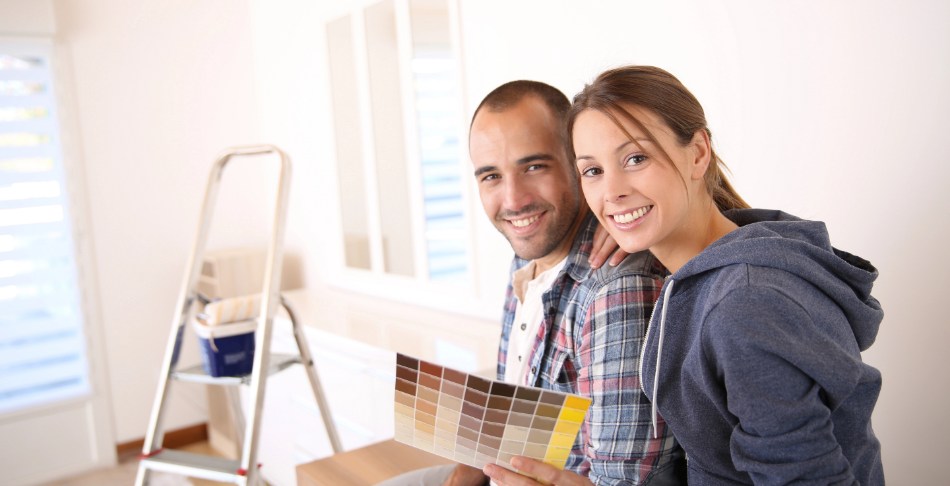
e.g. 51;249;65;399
135;145;342;485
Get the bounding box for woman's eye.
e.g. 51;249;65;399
624;154;647;167
580;166;603;177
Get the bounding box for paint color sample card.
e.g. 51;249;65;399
393;353;591;471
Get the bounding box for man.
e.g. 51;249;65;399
383;81;683;486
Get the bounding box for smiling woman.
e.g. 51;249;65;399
563;65;885;485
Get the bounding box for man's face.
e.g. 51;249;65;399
469;97;581;261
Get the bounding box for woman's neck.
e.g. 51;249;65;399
651;201;738;274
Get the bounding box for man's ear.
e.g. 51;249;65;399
689;129;712;181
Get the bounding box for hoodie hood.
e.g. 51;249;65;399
677;208;882;350
642;208;884;441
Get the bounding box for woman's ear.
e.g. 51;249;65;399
689;129;712;181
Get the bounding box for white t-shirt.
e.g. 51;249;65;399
503;257;567;385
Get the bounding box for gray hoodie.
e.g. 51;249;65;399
639;209;884;485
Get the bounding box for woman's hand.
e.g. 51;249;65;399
483;457;594;486
589;222;628;269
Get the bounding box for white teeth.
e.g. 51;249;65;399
614;213;634;223
511;215;540;227
612;206;650;224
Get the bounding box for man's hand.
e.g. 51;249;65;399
483;457;594;486
589;222;628;269
443;463;489;486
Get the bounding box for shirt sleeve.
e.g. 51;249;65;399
705;286;858;484
575;273;672;485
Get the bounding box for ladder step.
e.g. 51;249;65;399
140;449;248;482
172;353;302;385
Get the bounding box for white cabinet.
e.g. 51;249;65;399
246;319;396;486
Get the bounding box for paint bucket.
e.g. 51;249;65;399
192;319;257;377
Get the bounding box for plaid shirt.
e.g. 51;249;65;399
497;213;681;485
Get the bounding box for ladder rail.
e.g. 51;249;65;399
238;145;292;482
284;298;343;453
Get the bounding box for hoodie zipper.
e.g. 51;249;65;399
639;276;672;439
638;278;664;394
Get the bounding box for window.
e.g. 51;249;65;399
410;26;468;283
0;42;90;414
327;0;475;292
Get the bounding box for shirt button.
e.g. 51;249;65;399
531;366;537;374
520;322;527;331
518;355;522;362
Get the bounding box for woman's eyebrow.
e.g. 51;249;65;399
576;139;651;162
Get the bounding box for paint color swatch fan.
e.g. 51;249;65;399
393;353;591;471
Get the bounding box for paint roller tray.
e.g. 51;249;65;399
192;319;256;377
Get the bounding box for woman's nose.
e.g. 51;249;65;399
604;173;630;203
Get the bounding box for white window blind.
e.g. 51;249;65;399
411;53;469;283
0;42;91;414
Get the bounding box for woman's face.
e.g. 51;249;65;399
572;105;706;256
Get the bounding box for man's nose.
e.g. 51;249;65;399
502;177;532;212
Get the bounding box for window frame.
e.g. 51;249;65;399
0;35;111;419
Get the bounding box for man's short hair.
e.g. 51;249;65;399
471;80;573;159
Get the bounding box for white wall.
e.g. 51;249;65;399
52;0;269;442
0;0;54;34
249;0;950;482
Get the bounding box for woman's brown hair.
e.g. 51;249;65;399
567;66;749;211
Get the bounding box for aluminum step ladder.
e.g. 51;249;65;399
135;145;342;485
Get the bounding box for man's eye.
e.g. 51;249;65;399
480;174;499;182
625;154;647;167
526;164;545;172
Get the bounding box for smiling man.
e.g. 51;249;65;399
470;87;582;272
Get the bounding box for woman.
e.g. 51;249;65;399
484;66;884;485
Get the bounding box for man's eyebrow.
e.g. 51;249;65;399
473;165;496;177
516;153;555;165
473;153;556;177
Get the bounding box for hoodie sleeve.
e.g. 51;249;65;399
704;285;860;485
576;273;677;485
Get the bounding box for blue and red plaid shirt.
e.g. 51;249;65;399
497;213;682;485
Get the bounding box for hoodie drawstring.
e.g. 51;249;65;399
651;278;674;438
